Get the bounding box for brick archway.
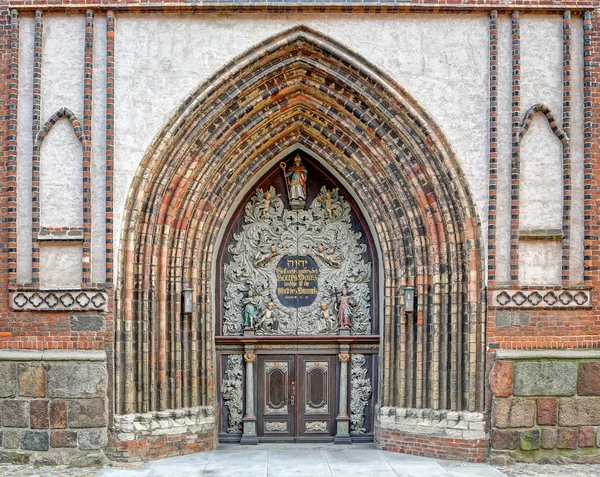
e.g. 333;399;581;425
114;25;485;453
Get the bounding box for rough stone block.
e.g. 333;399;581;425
559;398;600;426
519;429;541;450
541;428;557;450
47;363;107;398
514;361;577;396
78;429;108;450
67;399;107;428
0;451;29;464
537;398;557;425
18;364;46;398
50;400;67;429
2;430;20;449
557;428;578;449
2;401;29;428
495;311;529;328
491;430;518;450
578;363;600;396
50;430;77;448
0;363;17;398
493;398;535;429
579;426;595;447
21;431;49;451
70;315;105;332
30;400;49;429
490;361;513;398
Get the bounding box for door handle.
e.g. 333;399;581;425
291;380;295;406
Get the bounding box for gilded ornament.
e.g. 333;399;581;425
338;353;350;363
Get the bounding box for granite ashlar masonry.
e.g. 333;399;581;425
490;350;600;464
0;350;108;466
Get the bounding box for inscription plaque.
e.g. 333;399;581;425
276;255;319;308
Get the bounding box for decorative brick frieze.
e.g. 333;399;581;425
562;10;572;285
10;290;108;311
491;288;590;308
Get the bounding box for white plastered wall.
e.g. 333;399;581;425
112;13;490;278
15;12;586;288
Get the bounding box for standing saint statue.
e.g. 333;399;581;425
337;286;357;330
280;155;307;209
241;290;259;329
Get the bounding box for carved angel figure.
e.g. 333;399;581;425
255;244;278;267
257;301;280;332
253;186;280;218
312;244;341;268
317;186;341;218
319;302;336;332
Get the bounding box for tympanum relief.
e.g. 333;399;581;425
222;155;372;336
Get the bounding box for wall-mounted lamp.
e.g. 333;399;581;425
183;288;194;314
404;287;415;313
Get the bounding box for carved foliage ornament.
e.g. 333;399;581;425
223;181;371;336
350;354;372;435
221;355;243;434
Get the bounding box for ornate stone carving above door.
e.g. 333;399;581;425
222;155;373;337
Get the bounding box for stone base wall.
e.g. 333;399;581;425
490;350;600;465
106;407;217;462
0;350;108;466
375;407;488;463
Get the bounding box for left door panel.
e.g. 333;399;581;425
257;355;296;441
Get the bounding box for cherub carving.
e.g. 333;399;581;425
317;186;341;218
311;244;341;268
255;186;279;217
256;301;280;332
255;244;278;267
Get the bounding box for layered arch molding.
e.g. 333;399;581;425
115;26;486;417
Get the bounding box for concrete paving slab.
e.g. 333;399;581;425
443;465;507;477
202;462;268;477
388;462;453;477
148;465;205;477
96;469;153;477
267;462;333;477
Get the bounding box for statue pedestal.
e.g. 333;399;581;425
241;417;258;445
339;328;350;336
334;416;352;444
243;328;256;336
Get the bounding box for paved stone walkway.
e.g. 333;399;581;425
0;446;599;476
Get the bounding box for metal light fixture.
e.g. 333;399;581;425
183;288;194;314
404;286;415;313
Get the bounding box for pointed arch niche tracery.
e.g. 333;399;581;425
115;26;486;419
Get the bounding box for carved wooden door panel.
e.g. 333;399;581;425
297;355;336;441
257;355;295;441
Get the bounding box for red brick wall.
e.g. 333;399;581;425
376;431;488;463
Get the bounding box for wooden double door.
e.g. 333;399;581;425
257;354;337;442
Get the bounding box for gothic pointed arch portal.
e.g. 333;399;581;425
115;25;486;446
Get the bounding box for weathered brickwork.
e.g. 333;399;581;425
490;351;600;464
0;0;598;466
